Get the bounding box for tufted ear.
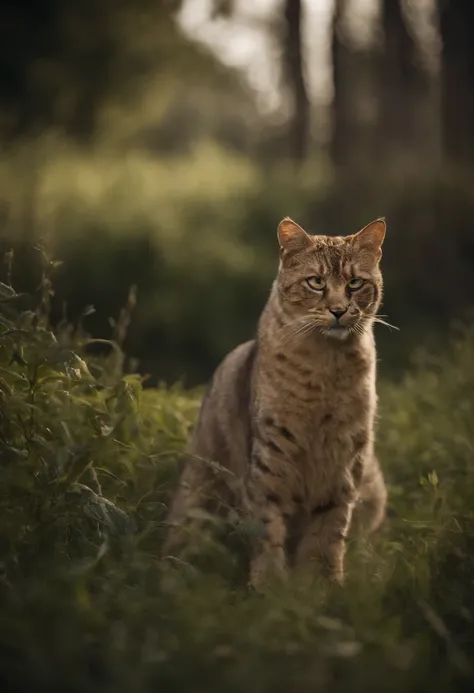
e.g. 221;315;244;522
352;218;386;261
277;217;312;254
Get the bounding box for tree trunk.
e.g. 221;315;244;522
330;0;349;169
283;0;310;165
378;0;435;163
330;0;379;171
439;0;474;168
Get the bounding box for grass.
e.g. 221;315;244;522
0;249;474;692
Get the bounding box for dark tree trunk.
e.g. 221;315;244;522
380;0;417;145
330;0;379;171
378;0;435;162
283;0;310;164
439;0;474;168
330;0;350;168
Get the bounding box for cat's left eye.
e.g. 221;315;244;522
347;278;364;291
306;277;326;291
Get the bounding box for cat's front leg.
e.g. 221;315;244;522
295;490;355;584
245;442;296;590
247;492;288;590
351;455;387;536
295;469;357;584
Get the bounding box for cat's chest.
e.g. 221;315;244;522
302;374;371;452
270;348;372;410
311;363;371;418
261;348;374;447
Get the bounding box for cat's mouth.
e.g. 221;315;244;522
326;325;350;340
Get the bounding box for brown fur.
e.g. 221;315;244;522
163;217;388;589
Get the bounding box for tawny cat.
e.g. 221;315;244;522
163;217;388;589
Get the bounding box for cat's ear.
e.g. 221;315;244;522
351;218;386;261
277;217;312;254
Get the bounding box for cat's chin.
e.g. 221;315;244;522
326;326;350;341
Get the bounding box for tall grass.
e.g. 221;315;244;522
0;248;473;692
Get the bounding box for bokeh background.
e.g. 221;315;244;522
3;4;474;690
1;0;474;385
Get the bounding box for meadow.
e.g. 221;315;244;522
2;2;474;690
0;243;473;693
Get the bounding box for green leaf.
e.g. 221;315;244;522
60;445;93;485
36;365;66;384
69;483;134;536
0;282;16;299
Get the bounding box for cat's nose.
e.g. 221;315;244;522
329;308;347;321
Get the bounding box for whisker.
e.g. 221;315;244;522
373;317;400;331
278;317;317;345
293;321;319;341
351;322;365;337
276;317;306;337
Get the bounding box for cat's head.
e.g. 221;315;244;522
275;217;386;340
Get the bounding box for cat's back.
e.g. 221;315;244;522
189;339;257;476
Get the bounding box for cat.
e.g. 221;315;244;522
163;217;388;589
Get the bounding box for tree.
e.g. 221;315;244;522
377;0;435;163
0;0;234;145
330;0;379;171
283;0;310;164
439;0;474;168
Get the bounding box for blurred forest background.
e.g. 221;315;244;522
1;0;474;385
3;3;474;691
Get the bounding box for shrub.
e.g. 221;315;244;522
3;141;474;385
0;252;474;692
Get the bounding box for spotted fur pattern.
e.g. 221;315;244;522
163;218;388;589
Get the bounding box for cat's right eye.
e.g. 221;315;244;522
306;277;326;291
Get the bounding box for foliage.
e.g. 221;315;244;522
0;0;247;144
3;140;474;386
0;254;474;692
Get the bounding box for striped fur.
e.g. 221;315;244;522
163;218;388;589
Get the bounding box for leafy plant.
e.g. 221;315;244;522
0;249;474;692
